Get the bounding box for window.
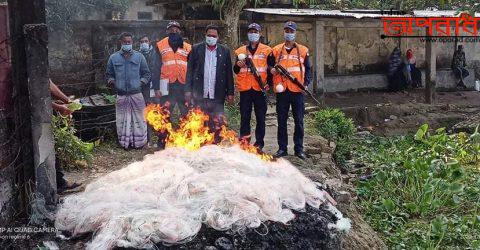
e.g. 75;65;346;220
138;12;153;20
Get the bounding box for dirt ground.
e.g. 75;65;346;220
63;141;157;189
323;90;480;136
324;89;479;108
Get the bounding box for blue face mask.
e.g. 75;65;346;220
206;36;218;46
248;33;260;42
284;32;296;42
140;43;150;52
121;44;133;52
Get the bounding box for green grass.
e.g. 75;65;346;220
354;125;480;249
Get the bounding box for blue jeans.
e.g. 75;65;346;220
276;90;304;153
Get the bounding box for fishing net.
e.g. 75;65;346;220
55;145;349;249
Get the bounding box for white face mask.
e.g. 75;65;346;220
121;44;133;52
206;36;218;46
247;33;260;42
140;43;150;52
284;32;296;42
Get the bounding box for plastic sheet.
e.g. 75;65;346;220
55;145;347;249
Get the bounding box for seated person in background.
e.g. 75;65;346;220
452;45;469;89
403;49;422;88
50;79;82;193
387;47;407;91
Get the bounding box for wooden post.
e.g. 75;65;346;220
92;24;107;90
24;23;57;212
425;27;436;104
314;19;325;104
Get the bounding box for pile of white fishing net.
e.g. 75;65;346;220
55;145;350;249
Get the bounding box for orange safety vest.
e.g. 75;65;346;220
156;37;191;84
234;43;272;92
272;43;309;93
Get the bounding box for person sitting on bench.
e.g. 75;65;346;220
452;45;469;89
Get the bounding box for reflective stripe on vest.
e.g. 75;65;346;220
286;66;305;73
163;60;188;66
279;54;305;63
239;67;268;73
161;48;189;57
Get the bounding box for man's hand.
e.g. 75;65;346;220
53;103;73;116
56;96;71;105
236;60;246;68
107;79;115;86
270;68;277;75
226;95;234;105
264;85;270;91
154;90;162;98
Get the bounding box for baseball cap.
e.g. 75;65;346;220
284;21;297;31
167;21;181;30
248;23;261;31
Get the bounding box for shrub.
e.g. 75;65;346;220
53;115;94;170
311;108;356;165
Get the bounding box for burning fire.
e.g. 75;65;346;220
144;104;273;161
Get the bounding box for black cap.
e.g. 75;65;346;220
167;21;181;30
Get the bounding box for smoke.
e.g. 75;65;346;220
55;145;348;249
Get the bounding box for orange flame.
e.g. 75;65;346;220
144;104;273;161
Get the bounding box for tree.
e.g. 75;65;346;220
209;0;478;51
318;0;480;13
46;0;132;35
208;0;317;51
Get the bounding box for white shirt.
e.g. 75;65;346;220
203;46;217;99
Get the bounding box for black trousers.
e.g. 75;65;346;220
239;89;267;148
276;90;304;153
195;98;225;143
160;82;189;116
388;67;408;92
158;82;189;147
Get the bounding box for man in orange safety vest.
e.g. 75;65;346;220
270;21;312;160
233;23;273;151
152;21;192;149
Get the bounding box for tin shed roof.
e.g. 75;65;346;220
244;8;479;19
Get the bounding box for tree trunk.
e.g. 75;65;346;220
222;0;245;54
395;0;402;10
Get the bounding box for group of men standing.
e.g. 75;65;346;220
106;20;311;159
